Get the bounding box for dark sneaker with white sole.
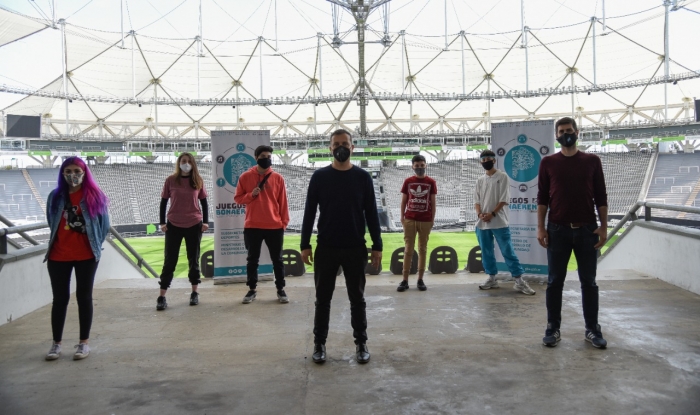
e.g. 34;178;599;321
417;279;427;291
543;326;561;347
397;280;409;292
156;296;167;311
190;292;199;306
585;324;608;349
242;290;257;304
277;289;289;303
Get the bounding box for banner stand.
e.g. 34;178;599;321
491;120;555;279
211;130;273;284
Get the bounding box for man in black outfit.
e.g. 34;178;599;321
301;129;383;364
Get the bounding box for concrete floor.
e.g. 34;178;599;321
0;270;699;415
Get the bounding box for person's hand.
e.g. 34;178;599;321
371;250;382;268
302;248;313;265
593;226;608;249
160;224;168;232
252;187;261;197
201;223;209;232
537;228;548;248
481;212;493;222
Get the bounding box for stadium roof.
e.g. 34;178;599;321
1;0;699;137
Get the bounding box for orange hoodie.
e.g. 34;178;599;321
233;166;290;230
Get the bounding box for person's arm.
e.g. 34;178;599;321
536;161;550;248
100;209;111;244
160;198;168;225
200;197;209;231
364;174;383;252
364;173;383;268
592;156;609;248
300;173;319;251
160;179;169;231
233;174;256;205
46;191;54;229
400;193;408;222
474;179;484;221
278;177;290;230
430;180;437;222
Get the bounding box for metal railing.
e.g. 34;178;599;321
0;217;158;279
606;201;700;241
107;226;159;278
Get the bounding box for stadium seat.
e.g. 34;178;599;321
390;247;418;275
466;246;484;273
428;246;459;274
200;250;214;278
282;249;306;277
365;247;381;275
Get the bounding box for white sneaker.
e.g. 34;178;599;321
73;343;90;360
479;278;499;290
45;343;61;361
514;280;536;295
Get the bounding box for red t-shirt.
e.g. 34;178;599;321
401;176;437;222
49;189;95;262
161;176;208;228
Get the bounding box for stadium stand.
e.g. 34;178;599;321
90;164;137;225
0;170;44;222
0;151;683;228
26;168;59;204
597;152;654;214
646;153;700;219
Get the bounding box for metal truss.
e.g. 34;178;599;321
16;102;696;145
2;1;698;146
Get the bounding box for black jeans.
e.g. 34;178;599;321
313;245;368;345
159;222;202;290
243;228;285;290
546;222;600;331
47;259;99;342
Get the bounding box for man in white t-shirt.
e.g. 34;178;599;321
474;150;535;295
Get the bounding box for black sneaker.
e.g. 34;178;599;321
397;280;409;292
543;326;561;347
277;289;289;303
242;290;256;304
417;279;427;291
156;296;167;311
312;343;326;364
189;292;199;306
585;324;608;349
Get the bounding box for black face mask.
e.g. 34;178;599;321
413;167;426;177
557;132;578;148
482;161;494;170
257;157;272;169
333;146;351;162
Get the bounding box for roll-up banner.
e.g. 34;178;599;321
211;130;272;278
491;120;555;275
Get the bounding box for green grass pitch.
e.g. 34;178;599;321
114;231;619;279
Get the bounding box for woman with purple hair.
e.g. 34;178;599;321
44;156;110;361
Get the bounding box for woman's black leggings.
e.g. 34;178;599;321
47;259;99;342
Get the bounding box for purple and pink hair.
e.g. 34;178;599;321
50;156;109;218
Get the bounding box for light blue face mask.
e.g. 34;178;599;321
64;173;84;187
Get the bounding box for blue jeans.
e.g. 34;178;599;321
545;222;599;331
476;227;525;277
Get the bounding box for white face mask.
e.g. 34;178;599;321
180;163;192;173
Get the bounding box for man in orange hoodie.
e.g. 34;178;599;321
233;145;290;304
